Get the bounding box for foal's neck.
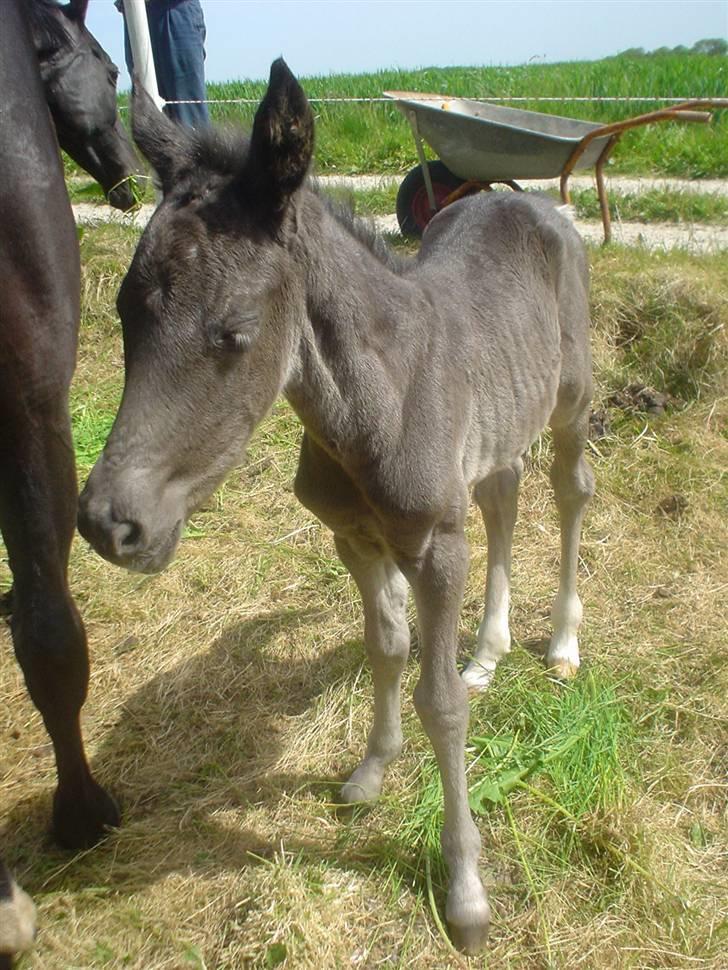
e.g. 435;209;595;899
284;194;418;462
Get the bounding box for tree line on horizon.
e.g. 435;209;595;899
615;37;727;57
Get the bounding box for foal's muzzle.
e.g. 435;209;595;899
78;473;183;574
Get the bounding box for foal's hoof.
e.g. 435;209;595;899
53;777;120;850
461;659;496;693
340;761;385;805
446;888;490;954
546;659;579;681
449;918;490;955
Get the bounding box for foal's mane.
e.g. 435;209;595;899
189;127;253;180
187;125;410;276
315;191;410;275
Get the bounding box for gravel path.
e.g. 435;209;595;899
74;174;728;254
317;173;728;197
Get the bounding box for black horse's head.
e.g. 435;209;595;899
28;0;139;210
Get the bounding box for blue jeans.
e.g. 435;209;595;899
124;0;209;128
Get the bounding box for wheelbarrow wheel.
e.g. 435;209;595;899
396;160;465;237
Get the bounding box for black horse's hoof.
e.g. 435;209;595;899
0;586;13;618
52;778;121;850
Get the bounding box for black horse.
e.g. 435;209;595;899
29;0;139;210
1;1;135;964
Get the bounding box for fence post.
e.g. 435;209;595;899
122;0;164;111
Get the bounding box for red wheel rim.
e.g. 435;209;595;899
410;182;456;231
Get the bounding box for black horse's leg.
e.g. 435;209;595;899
0;396;119;849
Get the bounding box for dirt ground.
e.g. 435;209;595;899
72;175;728;254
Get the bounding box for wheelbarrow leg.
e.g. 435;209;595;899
561;133;619;245
408;111;438;215
595;135;619;244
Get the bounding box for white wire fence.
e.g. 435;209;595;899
126;95;725;108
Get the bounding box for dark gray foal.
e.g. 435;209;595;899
79;60;594;952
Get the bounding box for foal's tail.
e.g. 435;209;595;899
521;190;576;225
555;203;576;223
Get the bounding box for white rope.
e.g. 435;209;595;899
119;95;725;109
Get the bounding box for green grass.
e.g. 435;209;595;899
395;664;636;891
590;248;728;403
202;57;728;177
328;184;398;217
468;667;631;821
92;55;728;183
342;183;728;225
70;398;116;474
3;221;728;968
66;179;106;204
66;172;156;207
571;187;728;223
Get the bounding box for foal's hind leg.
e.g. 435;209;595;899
547;413;595;678
335;537;410;803
0;399;119;849
463;460;523;691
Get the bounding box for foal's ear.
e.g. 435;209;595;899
131;78;194;195
66;0;89;23
244;59;314;213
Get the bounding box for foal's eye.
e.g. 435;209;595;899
210;312;260;355
37;46;58;62
218;330;253;353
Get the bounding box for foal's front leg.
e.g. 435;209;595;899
335;537;410;803
405;525;490;953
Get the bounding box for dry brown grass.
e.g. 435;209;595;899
1;227;727;969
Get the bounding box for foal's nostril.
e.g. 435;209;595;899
111;520;143;557
120;521;141;547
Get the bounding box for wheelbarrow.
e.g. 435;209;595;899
384;92;728;242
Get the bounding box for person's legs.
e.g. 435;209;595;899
147;0;209;127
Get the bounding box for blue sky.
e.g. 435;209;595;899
86;0;728;86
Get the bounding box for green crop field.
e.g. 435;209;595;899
199;56;728;177
101;55;728;180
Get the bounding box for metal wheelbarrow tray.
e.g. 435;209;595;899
384;91;728;241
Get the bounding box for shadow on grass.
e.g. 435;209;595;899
1;613;537;920
2;606;414;898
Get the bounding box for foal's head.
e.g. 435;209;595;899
79;59;315;573
29;0;139;209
